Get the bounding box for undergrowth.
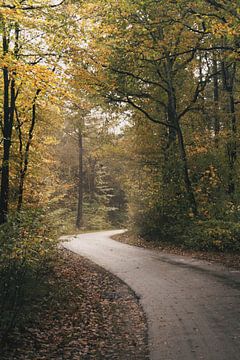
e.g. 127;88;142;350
0;209;58;345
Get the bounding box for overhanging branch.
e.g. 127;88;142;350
1;0;66;11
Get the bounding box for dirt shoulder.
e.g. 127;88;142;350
112;232;240;270
1;249;148;360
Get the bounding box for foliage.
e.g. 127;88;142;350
0;209;58;342
182;220;240;252
56;106;127;231
0;0;239;353
70;0;240;246
1;0;239;245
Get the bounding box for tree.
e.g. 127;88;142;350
0;0;72;222
65;0;239;237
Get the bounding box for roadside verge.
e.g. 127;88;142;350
1;249;149;360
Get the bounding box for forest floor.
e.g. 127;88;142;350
112;232;240;270
1;250;148;360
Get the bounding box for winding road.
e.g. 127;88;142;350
62;230;240;360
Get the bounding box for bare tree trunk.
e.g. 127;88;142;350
17;90;40;212
164;56;198;215
221;61;237;195
76;130;83;228
176;122;198;216
0;22;20;223
213;55;220;142
227;88;237;195
0;24;14;224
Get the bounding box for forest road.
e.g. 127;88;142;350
62;230;240;360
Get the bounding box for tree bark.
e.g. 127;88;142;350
164;56;198;215
221;61;237;195
176;122;198;216
76;130;83;228
0;23;15;224
0;22;20;223
213;55;220;142
17;90;40;212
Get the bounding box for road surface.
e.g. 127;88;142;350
62;230;240;360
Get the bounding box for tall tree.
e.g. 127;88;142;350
0;0;71;222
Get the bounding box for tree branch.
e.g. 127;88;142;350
1;0;66;11
109;94;175;129
204;0;240;20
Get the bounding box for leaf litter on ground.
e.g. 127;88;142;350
1;249;149;360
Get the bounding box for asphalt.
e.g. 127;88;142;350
62;230;240;360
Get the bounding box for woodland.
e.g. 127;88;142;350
0;0;240;352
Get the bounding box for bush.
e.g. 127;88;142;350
0;209;58;343
181;220;240;252
132;209;240;252
130;200;190;243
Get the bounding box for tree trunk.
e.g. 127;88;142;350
176;122;198;216
221;61;237;195
0;23;19;223
164;56;198;216
227;89;237;195
213;56;220;142
167;99;178;147
0;73;15;224
76;130;83;228
17;90;40;212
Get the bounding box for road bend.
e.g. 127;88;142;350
62;230;240;360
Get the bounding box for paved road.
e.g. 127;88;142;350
62;230;240;360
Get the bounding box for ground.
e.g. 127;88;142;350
1;249;148;360
2;230;239;360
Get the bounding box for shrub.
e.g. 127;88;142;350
0;209;58;343
182;220;240;252
133;211;240;252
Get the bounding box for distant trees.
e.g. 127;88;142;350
56;101;127;230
